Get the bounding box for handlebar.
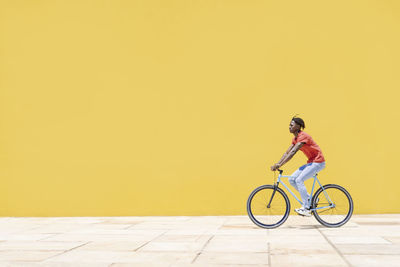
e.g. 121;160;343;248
268;165;284;174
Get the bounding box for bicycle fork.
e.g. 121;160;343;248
267;182;280;208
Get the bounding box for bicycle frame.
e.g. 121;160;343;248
275;171;334;211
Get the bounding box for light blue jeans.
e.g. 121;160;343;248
289;162;326;209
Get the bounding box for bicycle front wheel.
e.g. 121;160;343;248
247;185;290;229
312;184;353;227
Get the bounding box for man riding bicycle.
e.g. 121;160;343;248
270;116;326;217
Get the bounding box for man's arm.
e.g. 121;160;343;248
272;142;304;170
277;144;294;165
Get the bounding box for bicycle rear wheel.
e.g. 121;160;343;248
312;184;353;227
247;185;290;229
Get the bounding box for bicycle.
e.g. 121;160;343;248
247;168;353;228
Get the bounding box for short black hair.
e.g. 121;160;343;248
291;116;305;129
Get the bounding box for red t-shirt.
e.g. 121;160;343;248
292;131;325;163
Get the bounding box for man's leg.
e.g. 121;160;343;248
295;162;326;209
289;163;312;192
289;169;301;191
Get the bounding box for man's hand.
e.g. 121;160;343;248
270;163;281;171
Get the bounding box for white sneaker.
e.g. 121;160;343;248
295;207;311;217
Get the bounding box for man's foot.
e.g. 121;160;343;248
295;207;311;217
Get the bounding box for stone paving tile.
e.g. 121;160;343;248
0;225;41;234
0;233;56;241
42;250;133;263
267;234;327;244
77;241;148;251
0;250;63;262
100;220;144;225
208;229;268;236
210;235;270;243
138;241;206;252
336;244;400;255
66;229;166;235
269;241;336;255
0;241;86;251
327;235;391;244
0;262;110;267
152;234;211;243
223;216;256;223
270;253;348;267
276;216;355;228
131;223;220;231
351;214;400;221
203;236;268;253
123;251;197;264
44;232;165;242
188;265;268;267
17;224;96;234
268;228;321;236
2;217;104;224
385;236;400;244
73;224;133;230
43;251;197;264
111;263;169;267
320;226;400;237
195;252;269;265
128;222;189;230
164;229;209;236
219;224;260;230
178;265;268;267
344;254;400;267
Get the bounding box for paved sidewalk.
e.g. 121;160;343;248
0;214;399;266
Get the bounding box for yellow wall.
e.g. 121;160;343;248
0;0;399;216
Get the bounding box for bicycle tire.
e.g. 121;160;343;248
247;185;290;229
311;184;353;228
